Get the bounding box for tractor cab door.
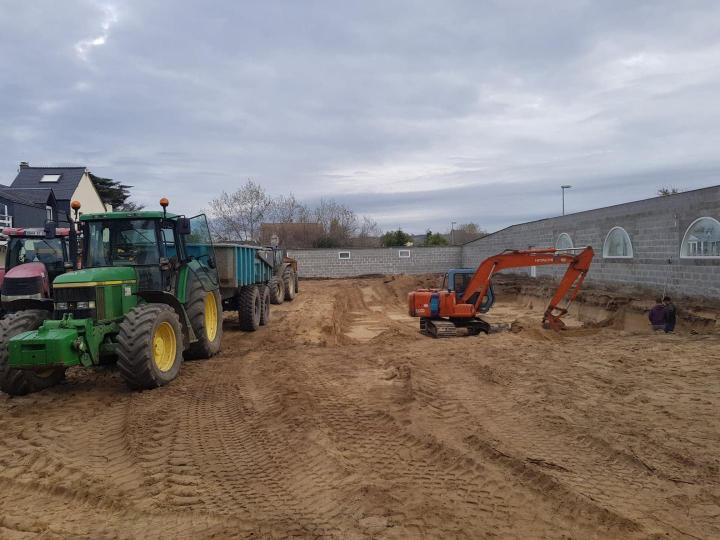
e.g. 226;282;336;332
183;214;219;289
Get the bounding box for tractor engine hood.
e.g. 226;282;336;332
5;262;48;280
1;262;50;298
54;266;137;288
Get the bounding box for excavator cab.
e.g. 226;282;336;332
446;269;495;313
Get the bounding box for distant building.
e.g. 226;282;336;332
11;162;110;222
0;185;57;228
260;222;324;248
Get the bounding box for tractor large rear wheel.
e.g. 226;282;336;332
184;277;223;360
283;267;296;301
238;285;261;331
269;276;284;305
0;310;65;396
117;304;184;390
259;285;270;326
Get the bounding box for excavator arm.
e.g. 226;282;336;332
459;246;594;330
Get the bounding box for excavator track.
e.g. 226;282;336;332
422;319;458;338
421;318;493;338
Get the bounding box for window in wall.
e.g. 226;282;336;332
46;205;53;222
398;249;410;258
555;233;573;253
681;217;720;258
603;227;634;258
338;251;351;260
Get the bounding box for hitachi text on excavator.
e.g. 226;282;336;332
408;246;594;337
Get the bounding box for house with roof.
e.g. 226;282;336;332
0;184;57;228
10;162;109;223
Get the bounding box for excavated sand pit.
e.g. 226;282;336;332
0;275;718;538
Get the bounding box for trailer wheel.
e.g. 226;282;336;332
259;285;271;326
185;277;223;360
0;310;65;396
117;304;183;390
238;285;261;331
283;267;296;301
269;276;284;305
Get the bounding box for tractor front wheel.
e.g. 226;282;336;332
117;304;184;390
0;310;65;396
185;277;223;360
238;285;261;331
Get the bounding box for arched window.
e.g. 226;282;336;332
681;217;720;258
603;227;633;258
555;233;573;253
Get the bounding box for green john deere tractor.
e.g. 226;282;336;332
0;200;223;395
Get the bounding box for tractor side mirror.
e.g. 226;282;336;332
44;221;57;239
177;218;191;235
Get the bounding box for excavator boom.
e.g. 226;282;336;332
408;246;594;336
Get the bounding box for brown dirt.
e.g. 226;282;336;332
0;276;718;539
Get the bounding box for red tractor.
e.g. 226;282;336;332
0;226;76;315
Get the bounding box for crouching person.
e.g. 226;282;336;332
648;298;666;331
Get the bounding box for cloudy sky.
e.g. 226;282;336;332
1;1;720;233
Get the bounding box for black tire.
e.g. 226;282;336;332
184;276;223;360
269;276;285;305
117;304;184;390
294;271;299;294
259;285;270;326
0;309;65;396
238;285;261;331
283;267;296;301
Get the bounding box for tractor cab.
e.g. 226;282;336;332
443;268;495;313
78;209;218;295
0;226;74;313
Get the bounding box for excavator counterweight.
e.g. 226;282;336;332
408;246;594;337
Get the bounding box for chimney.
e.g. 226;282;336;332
19;161;29;170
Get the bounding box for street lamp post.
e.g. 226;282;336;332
561;185;572;216
451;221;457;245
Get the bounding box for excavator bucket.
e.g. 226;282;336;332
542;314;567;331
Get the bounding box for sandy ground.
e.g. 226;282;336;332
0;276;718;539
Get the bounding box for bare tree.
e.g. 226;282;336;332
355;216;382;247
267;193;308;223
313;198;358;245
450;222;488;244
208;179;272;241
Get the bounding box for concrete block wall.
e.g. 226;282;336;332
462;186;720;299
288;246;463;278
287;186;719;299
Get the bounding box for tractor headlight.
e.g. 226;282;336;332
55;302;68;310
76;301;95;310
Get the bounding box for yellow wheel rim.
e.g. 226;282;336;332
153;321;177;372
204;292;218;341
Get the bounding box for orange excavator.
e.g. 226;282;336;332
408;246;594;337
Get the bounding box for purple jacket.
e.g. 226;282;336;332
649;304;666;326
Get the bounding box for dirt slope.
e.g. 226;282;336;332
0;276;718;539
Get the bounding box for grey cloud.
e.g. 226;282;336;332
1;0;719;232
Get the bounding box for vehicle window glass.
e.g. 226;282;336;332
186;214;214;267
6;237;65;272
162;226;177;258
85;219;160;267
